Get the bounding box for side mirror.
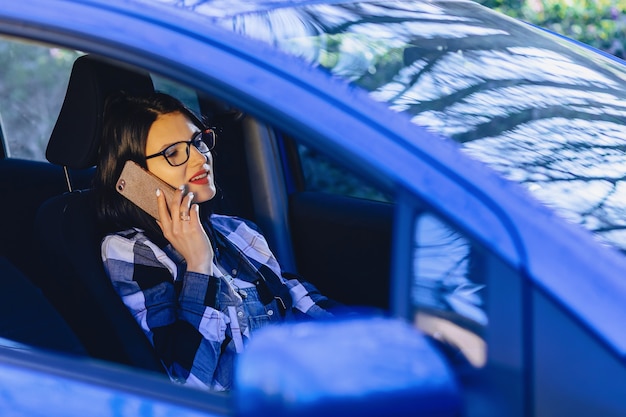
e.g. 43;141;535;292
235;316;461;417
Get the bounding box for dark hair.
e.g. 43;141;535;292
93;91;207;243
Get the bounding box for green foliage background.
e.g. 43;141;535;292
0;41;80;159
477;0;626;59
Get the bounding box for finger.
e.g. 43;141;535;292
178;192;195;223
184;192;194;212
156;188;171;226
174;185;189;223
190;202;200;223
177;184;188;203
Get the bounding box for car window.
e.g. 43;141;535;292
298;144;391;202
410;210;525;416
412;213;487;366
151;75;201;115
213;0;626;258
295;131;505;378
296;130;518;379
0;36;202;162
0;36;81;161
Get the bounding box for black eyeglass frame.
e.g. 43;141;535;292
145;128;216;167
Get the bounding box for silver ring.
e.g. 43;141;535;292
180;212;191;221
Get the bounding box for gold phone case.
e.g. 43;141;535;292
115;160;176;219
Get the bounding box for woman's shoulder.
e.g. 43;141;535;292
209;214;276;263
102;227;178;269
102;228;147;245
101;228;159;260
210;214;261;234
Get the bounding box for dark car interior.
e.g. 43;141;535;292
0;53;395;373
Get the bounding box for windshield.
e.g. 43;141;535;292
206;0;626;253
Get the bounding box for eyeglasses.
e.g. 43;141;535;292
145;129;216;167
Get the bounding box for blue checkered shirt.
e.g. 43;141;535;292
102;214;336;391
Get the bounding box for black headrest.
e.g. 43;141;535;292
47;55;154;169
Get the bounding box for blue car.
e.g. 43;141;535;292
1;0;626;415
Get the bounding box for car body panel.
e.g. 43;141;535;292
0;345;231;417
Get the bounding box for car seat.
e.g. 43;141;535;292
0;256;86;355
33;55;165;373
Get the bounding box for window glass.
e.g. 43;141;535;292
412;213;487;368
298;144;391;202
151;75;201;115
215;0;626;257
0;36;81;160
0;37;201;162
411;211;525;416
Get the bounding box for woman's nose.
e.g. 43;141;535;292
190;145;209;164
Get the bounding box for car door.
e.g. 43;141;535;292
243;109;626;417
282;136;394;310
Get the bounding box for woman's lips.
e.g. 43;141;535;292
189;169;209;184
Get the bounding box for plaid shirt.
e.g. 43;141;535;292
102;214;336;391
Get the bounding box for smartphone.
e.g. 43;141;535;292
115;160;180;219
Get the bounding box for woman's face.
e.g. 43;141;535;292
145;111;216;203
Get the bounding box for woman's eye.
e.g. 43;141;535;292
194;138;210;152
164;147;179;158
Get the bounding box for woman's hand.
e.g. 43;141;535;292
156;185;214;275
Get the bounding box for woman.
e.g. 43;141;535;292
94;92;338;391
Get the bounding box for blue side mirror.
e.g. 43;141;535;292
235;317;461;417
